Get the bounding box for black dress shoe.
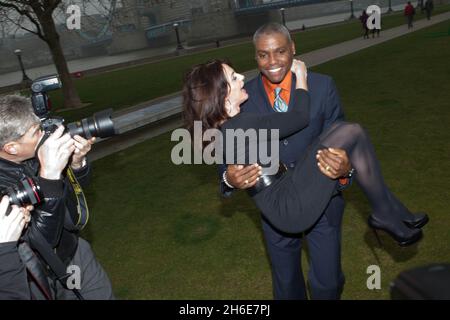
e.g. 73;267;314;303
403;212;429;229
368;216;423;247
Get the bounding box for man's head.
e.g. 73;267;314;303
0;95;42;162
253;22;296;84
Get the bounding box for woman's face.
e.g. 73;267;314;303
222;64;248;117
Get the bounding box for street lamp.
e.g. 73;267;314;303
173;22;184;51
14;49;31;84
279;8;286;27
349;0;355;19
388;0;393;13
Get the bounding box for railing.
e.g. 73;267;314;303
234;0;329;14
144;19;191;40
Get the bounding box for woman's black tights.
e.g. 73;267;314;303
318;121;419;236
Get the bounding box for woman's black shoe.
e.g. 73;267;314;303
403;212;429;229
368;216;423;247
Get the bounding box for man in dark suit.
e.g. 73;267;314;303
219;23;353;299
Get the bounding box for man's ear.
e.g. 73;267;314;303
291;41;296;56
3;142;19;155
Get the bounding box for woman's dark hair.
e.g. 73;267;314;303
182;59;231;138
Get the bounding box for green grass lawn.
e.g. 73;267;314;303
81;20;450;299
44;5;450;122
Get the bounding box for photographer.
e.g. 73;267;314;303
0;95;113;300
0;196;32;299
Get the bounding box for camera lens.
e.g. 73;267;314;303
6;177;42;207
67;108;115;139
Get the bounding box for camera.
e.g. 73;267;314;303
31;75;116;139
3;177;42;209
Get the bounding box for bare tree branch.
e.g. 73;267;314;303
0;9;23;37
0;0;82;108
28;0;45;16
0;0;44;38
48;0;62;12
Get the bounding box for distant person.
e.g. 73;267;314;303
404;1;416;29
425;0;434;20
372;15;381;38
419;0;425;13
371;27;381;38
359;10;370;39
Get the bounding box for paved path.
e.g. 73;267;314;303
0;4;409;88
300;10;450;67
0;46;180;88
286;3;407;30
90;10;450;161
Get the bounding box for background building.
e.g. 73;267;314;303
1;0;447;74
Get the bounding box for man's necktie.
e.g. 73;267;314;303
273;87;288;112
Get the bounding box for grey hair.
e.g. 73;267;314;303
0;94;40;147
253;22;292;45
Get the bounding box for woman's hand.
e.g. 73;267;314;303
291;59;308;91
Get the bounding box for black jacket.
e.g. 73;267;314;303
0;242;29;299
0;156;91;299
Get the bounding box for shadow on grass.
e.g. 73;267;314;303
172;214;221;245
218;192;273;267
344;187;420;263
347;187;420;262
363;229;420;263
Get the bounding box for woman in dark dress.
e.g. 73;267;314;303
183;59;427;246
359;10;370;39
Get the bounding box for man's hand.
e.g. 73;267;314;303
71;135;95;169
226;164;262;189
0;196;31;244
316;148;351;179
38;126;75;180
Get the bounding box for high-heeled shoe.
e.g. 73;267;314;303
368;215;423;247
403;212;429;229
369;212;429;229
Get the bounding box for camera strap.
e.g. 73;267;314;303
18;241;53;300
26;229;84;300
66;167;89;229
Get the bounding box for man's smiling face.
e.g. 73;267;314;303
254;32;296;84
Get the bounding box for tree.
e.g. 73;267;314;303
0;0;82;109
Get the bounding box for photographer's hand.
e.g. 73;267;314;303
0;196;31;243
71;135;95;170
38;126;75;180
